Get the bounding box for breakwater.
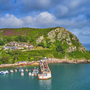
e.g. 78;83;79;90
38;60;51;80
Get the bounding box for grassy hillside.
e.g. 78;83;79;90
0;27;90;64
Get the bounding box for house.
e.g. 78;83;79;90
4;42;33;50
8;41;18;46
18;42;28;47
27;44;33;50
3;46;18;50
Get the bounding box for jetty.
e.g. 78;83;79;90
38;60;51;80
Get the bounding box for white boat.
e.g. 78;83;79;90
10;69;14;73
25;69;28;71
5;70;9;74
31;72;34;76
21;72;24;76
0;70;9;75
28;72;31;76
21;69;24;72
38;73;51;80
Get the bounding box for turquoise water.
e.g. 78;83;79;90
0;64;90;90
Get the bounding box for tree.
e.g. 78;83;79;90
38;42;45;48
56;44;65;54
0;39;4;45
2;55;9;64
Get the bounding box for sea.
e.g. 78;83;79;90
0;64;90;90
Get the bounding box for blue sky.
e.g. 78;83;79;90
0;0;90;44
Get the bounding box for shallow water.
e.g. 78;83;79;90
0;64;90;90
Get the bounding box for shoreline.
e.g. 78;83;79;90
0;59;90;68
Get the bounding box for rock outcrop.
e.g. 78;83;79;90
36;27;87;52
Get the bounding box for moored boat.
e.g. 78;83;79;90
21;72;24;76
25;68;28;71
10;69;14;73
15;69;17;72
31;72;34;76
21;69;24;72
0;70;9;75
28;72;31;76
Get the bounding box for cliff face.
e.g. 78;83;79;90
36;27;86;52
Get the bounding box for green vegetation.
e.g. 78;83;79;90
0;27;90;64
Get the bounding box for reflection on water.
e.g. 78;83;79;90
39;79;52;90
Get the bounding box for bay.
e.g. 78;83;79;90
0;64;90;90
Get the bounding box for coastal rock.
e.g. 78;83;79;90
36;36;44;43
78;44;87;51
47;30;56;39
68;46;77;52
66;38;72;45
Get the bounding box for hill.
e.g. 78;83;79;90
0;27;90;64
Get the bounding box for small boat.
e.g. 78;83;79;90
19;68;22;72
31;69;33;71
28;72;31;76
31;72;34;76
34;73;37;76
21;72;24;76
0;70;9;75
15;69;17;72
5;70;9;74
10;69;14;73
29;69;31;71
17;67;19;69
21;69;24;72
0;71;6;75
25;69;28;71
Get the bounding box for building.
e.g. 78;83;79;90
3;46;18;50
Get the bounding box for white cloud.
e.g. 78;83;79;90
0;12;89;29
0;14;23;27
0;12;90;44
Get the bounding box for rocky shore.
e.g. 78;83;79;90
0;59;90;68
47;59;90;64
0;61;39;68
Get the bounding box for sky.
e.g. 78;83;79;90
0;0;90;44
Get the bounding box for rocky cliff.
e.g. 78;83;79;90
36;27;86;52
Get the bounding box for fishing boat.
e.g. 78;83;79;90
15;69;17;72
34;73;37;76
28;72;31;76
5;70;9;74
0;70;9;75
19;67;22;72
31;72;34;76
25;69;28;71
21;69;24;72
29;69;31;71
21;72;24;76
10;69;14;73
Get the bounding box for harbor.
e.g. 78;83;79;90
0;63;90;90
0;60;52;80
